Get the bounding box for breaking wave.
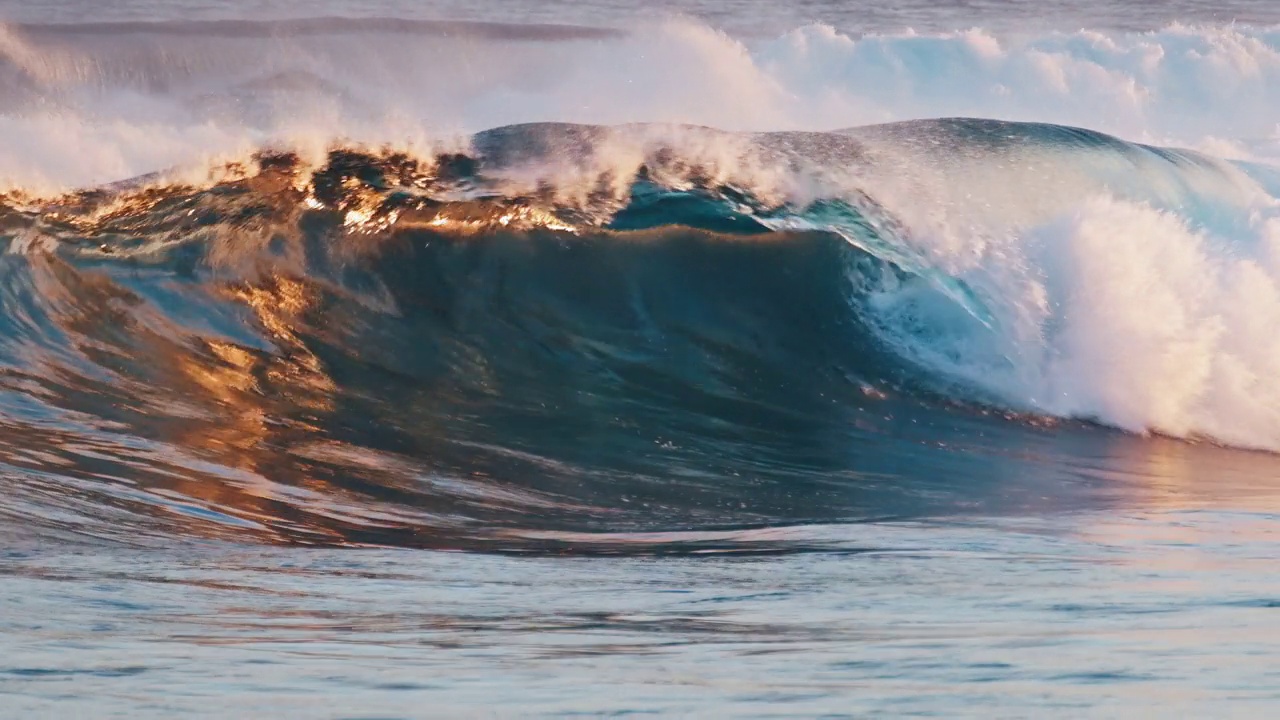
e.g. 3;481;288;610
1;118;1279;551
3;16;1280;552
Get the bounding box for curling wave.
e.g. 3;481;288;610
1;118;1279;551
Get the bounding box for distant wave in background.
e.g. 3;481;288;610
5;18;1280;192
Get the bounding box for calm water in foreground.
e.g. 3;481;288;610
5;503;1280;716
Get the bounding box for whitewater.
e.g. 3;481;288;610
3;2;1280;717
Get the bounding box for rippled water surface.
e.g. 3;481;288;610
6;505;1280;716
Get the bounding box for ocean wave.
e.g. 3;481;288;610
0;118;1278;554
5;119;1280;449
3;15;1280;549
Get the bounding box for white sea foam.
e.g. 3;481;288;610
804;123;1280;450
861;187;1280;451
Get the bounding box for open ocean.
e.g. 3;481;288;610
3;0;1280;716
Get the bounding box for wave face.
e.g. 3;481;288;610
1;118;1279;551
3;16;1280;551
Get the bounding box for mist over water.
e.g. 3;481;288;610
3;1;1280;717
6;11;1280;190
